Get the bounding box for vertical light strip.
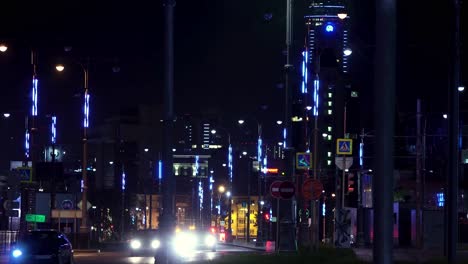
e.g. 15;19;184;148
195;155;199;176
199;181;203;210
313;79;320;116
257;137;262;172
83;92;90;128
32;78;38;116
158;160;163;180
122;171;126;191
228;144;233;184
283;128;287;148
25;130;30;158
301;51;309;94
51;116;57;144
359;142;364;167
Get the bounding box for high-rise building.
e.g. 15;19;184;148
301;0;351;175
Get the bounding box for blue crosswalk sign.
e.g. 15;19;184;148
296;152;312;169
337;139;353;155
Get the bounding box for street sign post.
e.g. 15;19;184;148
278;181;295;200
270;181;283;198
25;214;46;223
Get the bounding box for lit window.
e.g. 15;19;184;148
328;93;332;98
327;160;332;166
328;101;332;107
327;126;332;132
327;135;332;141
328;110;332;115
327;152;332;157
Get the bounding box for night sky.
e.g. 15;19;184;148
0;1;467;145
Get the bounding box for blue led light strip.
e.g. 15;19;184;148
83;92;90;128
51;116;57;144
32;78;38;116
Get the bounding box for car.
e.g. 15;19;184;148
128;230;161;256
10;230;74;264
171;227;217;255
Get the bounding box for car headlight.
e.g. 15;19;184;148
130;240;141;249
151;239;161;249
12;249;22;258
205;234;216;247
173;232;197;251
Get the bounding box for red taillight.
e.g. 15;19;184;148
210;228;216;233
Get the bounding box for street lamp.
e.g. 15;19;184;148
3;113;10;118
337;13;348;20
0;44;7;52
343;48;353;57
56;61;90;234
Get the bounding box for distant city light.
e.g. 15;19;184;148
144;148;149;152
109;161;114;165
276;120;283;125
3;113;10;118
306;106;312;111
238;120;245;125
322;133;328;138
325;24;334;32
242;151;248;156
211;129;216;134
0;44;7;52
458;86;465;92
172;148;176;152
443;114;448;119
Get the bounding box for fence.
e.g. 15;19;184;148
0;231;19;254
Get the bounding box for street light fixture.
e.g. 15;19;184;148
0;44;7;52
276;120;283;125
3;113;10;118
337;13;348;19
458;86;465;92
238;120;245;125
55;64;65;72
343;48;353;56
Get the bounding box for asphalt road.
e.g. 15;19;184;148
0;244;255;264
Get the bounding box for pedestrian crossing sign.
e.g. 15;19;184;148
336;139;353;155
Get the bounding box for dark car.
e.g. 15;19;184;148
128;230;161;256
10;230;74;264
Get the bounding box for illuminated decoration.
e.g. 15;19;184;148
325;24;334;32
158;160;162;180
301;51;309;94
25;130;30;158
83;92;90;128
122;171;126;191
209;174;214;213
81;179;84;192
32;78;38;116
359;142;364;166
257;137;263;173
198;181;204;209
195;155;199;176
51;116;57;144
228;144;233;183
265;168;278;174
263;157;267;173
283;128;287;148
437;193;444;207
322;202;325;216
313;79;320;116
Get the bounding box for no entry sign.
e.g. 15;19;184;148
270;181;295;200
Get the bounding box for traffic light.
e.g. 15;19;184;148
346;173;355;193
263;212;270;221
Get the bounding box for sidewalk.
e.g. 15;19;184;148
225;239;277;252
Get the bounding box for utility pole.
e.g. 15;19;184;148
159;0;176;263
416;99;422;249
374;0;396;263
447;0;460;262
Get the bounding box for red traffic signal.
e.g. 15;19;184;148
263;212;270;221
347;173;355;193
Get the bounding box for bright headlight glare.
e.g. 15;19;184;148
173;232;197;251
130;240;141;249
205;235;216;247
12;249;22;258
151;239;161;249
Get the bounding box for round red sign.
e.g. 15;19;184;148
302;179;323;201
279;181;295;200
270;181;283;198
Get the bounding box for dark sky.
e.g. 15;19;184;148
0;1;466;143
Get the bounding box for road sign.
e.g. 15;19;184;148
270;181;283;198
278;181;295;200
296;152;312;169
336;139;353;155
302;179;323;201
335;157;353;170
51;210;82;219
77;200;92;210
12;167;32;182
25;214;46;223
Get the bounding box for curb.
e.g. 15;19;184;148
225;242;266;252
73;249;101;253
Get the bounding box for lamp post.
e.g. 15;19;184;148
56;62;90;234
218;185;225;228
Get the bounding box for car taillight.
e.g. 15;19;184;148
210;228;216;234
